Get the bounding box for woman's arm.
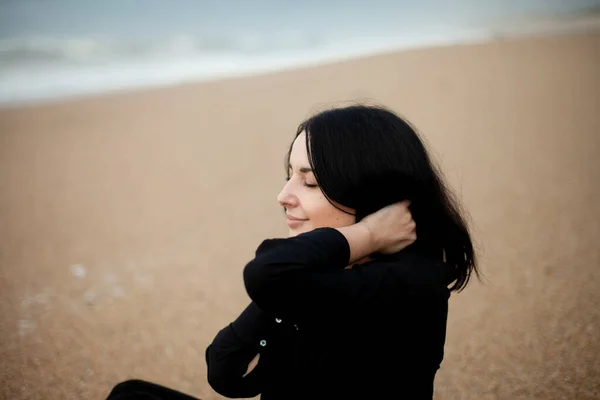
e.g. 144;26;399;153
243;228;396;317
205;302;270;398
338;200;417;261
243;201;436;318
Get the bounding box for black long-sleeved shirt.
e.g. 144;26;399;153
206;228;455;399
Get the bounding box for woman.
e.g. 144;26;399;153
107;104;478;399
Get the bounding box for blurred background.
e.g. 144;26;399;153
1;1;600;399
1;0;600;105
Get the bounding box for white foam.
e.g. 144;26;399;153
0;30;483;105
1;16;598;106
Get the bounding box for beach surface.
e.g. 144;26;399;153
1;30;600;399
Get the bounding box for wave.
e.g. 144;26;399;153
0;25;519;106
0;34;325;67
2;13;597;106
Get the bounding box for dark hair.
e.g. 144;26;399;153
285;104;479;292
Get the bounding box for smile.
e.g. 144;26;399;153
286;216;308;228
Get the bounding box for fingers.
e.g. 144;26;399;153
410;229;417;241
408;219;416;231
388;200;416;234
400;204;415;227
403;222;417;241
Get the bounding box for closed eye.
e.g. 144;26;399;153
285;176;318;188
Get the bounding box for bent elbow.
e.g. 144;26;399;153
205;346;261;399
206;363;254;397
244;259;299;315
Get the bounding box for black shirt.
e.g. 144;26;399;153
205;228;454;399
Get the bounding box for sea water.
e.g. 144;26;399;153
1;0;598;105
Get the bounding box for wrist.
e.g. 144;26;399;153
336;223;379;264
356;221;379;253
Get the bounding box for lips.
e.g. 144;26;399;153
286;215;307;221
286;215;308;228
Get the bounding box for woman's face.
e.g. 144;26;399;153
278;132;355;237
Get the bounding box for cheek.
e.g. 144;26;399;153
307;193;355;227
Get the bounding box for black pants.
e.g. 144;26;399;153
107;380;200;400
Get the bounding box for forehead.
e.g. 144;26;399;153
289;132;309;166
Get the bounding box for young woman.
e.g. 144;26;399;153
107;104;478;400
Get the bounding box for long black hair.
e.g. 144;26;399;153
286;104;479;292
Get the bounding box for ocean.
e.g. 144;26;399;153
1;0;599;105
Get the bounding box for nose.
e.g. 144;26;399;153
277;179;298;208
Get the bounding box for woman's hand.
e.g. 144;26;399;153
336;200;416;264
360;200;416;254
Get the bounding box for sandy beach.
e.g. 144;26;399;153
1;30;600;399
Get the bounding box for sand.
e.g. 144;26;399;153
1;30;600;400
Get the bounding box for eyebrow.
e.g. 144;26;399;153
288;166;313;173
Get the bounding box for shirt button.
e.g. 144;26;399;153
259;339;267;347
275;318;282;323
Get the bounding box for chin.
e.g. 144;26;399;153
288;229;299;238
